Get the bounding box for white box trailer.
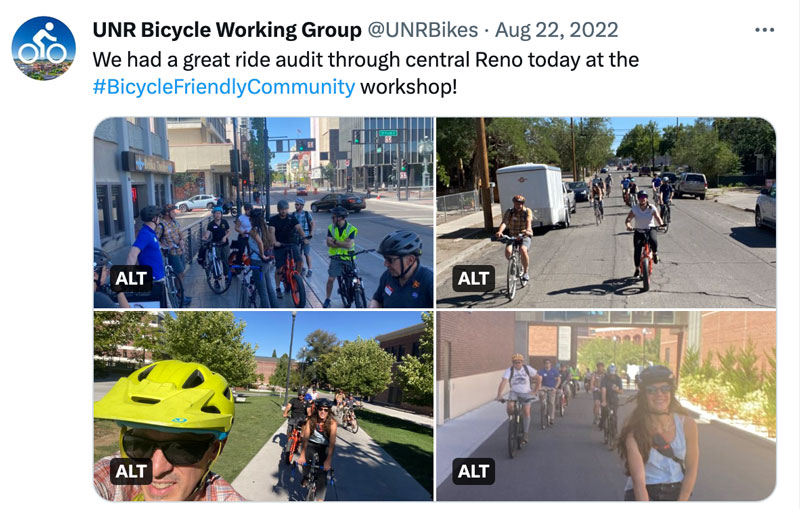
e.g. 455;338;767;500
496;164;571;228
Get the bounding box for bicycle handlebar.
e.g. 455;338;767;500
329;248;375;260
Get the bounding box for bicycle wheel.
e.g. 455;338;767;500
171;272;185;308
559;394;565;417
507;254;518;300
353;285;367;308
540;399;547;430
350;417;359;434
608;412;618;447
285;436;296;465
641;254;651;292
507;415;518;458
603;415;610;444
290;273;307;308
595;205;601;226
338;277;352;308
238;278;248;308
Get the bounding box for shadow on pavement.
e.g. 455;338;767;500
437;290;517;308
729;227;775;248
547;277;642;297
437;227;491;240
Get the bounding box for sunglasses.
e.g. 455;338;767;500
317;408;330;413
645;385;673;395
122;430;215;466
383;256;400;264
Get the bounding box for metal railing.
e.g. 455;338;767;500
182;216;216;266
436;190;480;224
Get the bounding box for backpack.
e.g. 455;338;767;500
507;364;537;383
504;206;530;223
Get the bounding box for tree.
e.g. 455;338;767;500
94;311;152;362
394;313;433;406
577;337;660;370
713;118;775;173
326;338;395;397
616;121;662;166
269;353;302;388
247;118;268;186
671;119;740;179
271;349;278;358
159;312;258;388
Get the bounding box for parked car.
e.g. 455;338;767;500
310;193;366;213
563;182;577;215
176;194;217;212
660;172;678;184
675;172;708;199
600;167;609;174
568;181;590;202
755;183;776;230
296;186;308;196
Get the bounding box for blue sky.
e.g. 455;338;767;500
12;16;75;60
607;117;699;151
224;311;425;358
261;118;311;165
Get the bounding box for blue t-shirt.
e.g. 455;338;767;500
660;183;674;200
372;263;434;308
540;368;560;388
652;177;662;188
133;224;165;280
622;178;631;189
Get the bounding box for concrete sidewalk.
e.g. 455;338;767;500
708;187;760;213
435;399;508;488
232;419;431;501
435;203;502;280
315;390;433;427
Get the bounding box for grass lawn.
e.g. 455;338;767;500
356;409;433;496
93;394;286;481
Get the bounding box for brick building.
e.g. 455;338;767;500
373;322;432;415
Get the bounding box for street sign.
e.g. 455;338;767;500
400;171;408;179
345;159;351;167
384;136;393;143
379;129;398;136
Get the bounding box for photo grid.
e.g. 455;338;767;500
93;116;776;502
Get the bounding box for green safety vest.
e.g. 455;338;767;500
328;222;358;260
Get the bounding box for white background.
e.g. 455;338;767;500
2;0;797;506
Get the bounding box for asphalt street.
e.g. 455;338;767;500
436;171;775;308
437;389;775;501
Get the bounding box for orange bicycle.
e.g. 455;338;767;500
284;419;305;465
276;236;311;308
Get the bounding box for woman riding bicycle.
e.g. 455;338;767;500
297;398;338;501
247;208;278;308
625;190;664;279
617;366;699;501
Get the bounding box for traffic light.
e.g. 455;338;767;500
241;159;251;181
297;138;316;151
401;159;407;172
376;146;382;154
352;129;362;144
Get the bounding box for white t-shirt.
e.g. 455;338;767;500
237;214;251;234
630;203;658;229
503;365;537;394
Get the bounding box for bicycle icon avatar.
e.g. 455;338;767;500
17;22;67;64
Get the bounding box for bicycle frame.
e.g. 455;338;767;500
500;395;535;458
330;249;373;308
277;239;309;308
499;234;527;300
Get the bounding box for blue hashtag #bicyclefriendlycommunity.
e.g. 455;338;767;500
91;78;357;98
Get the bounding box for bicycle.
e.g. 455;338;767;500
539;387;556;429
161;249;185;308
633;227;665;292
498;234;529;301
235;257;264;308
203;241;231;294
284;419;305;465
499;395;536;458
276;236;311;308
603;404;618;448
660;200;672;234
340;406;359;433
303;451;336;501
330;249;374;308
592;199;603;226
17;41;67;64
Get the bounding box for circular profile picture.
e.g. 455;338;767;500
12;16;75;81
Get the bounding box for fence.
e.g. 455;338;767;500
182;216;216;266
436;190;481;224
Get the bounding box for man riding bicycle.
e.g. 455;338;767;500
590;362;606;426
605;174;613;195
539;359;561;427
659;176;674;218
590;180;605;218
324;206;358;308
270;200;307;299
284;389;312;435
621;174;632;201
651;175;663;202
625;190;665;278
601;364;624;447
93;360;244;501
497;353;541;444
558;363;572;405
495;195;533;283
370;230;434;308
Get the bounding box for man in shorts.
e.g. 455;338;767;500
496;353;542;444
590;362;607;426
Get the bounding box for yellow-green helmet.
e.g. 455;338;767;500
94;360;234;439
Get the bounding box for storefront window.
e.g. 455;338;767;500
111;185;125;233
97;186;109;237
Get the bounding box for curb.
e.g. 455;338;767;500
435;235;493;280
436;418;506;489
678;398;775;450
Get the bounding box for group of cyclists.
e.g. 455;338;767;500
94;196;434;309
495;167;677;284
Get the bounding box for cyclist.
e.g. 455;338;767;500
247;208;278;308
334;390;345;415
590;179;605;218
343;393;360;428
590;362;607;426
158;204;191;306
233;203;253;267
292;198;315;277
297;398;338;501
659;177;674;219
539;359;561;427
370;230;434;308
605;173;613;196
495;195;533;283
198;206;231;274
558;363;572;405
125;205;167;307
570;363;582;393
270;200;306;299
496;353;541;444
601;364;624;448
625;190;665;278
621;174;632;202
617;366;699;501
94;248;129;308
324;206;358;308
93;360;243;501
629;178;639;199
651;174;663;203
284;389;311;439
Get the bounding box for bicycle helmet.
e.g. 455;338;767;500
94;248;111;270
512;195;526;203
140;205;162;223
304;392;313;402
212;206;223;213
295;198;305;205
331;206;349;217
637;190;648;198
512;353;525;362
277;200;289;210
94;359;235;439
662;177;670;183
377;230;423;257
243;202;253;212
316;398;333;409
638;365;674;388
162;204;177;215
608;365;617;374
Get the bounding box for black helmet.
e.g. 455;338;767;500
94;248;111;270
331;206;349;217
140;205;161;223
316;398;332;409
638;365;674;388
637;190;648;198
377;230;422;257
244;202;253;211
277;200;289;210
250;208;264;219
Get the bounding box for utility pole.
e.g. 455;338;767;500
475;118;493;232
283;311;298;407
264;118;271;214
571;117;578;181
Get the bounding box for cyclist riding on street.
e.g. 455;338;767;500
126;205;167;307
370;230;434;308
570;363;582;392
270;200;306;299
629;178;639;198
93;360;244;501
590;362;607;426
605;173;613;195
496;353;541;444
558;363;572;402
659;177;674;218
651;175;663;203
539;359;561;427
590;180;605;218
324;206;358;308
621;174;632;200
601;364;624;447
284;389;311;437
495;195;534;283
625;190;665;278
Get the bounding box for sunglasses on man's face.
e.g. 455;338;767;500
645;385;673;395
122;430;215;466
383;256;401;264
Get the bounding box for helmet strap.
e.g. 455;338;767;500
398;255;417;280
